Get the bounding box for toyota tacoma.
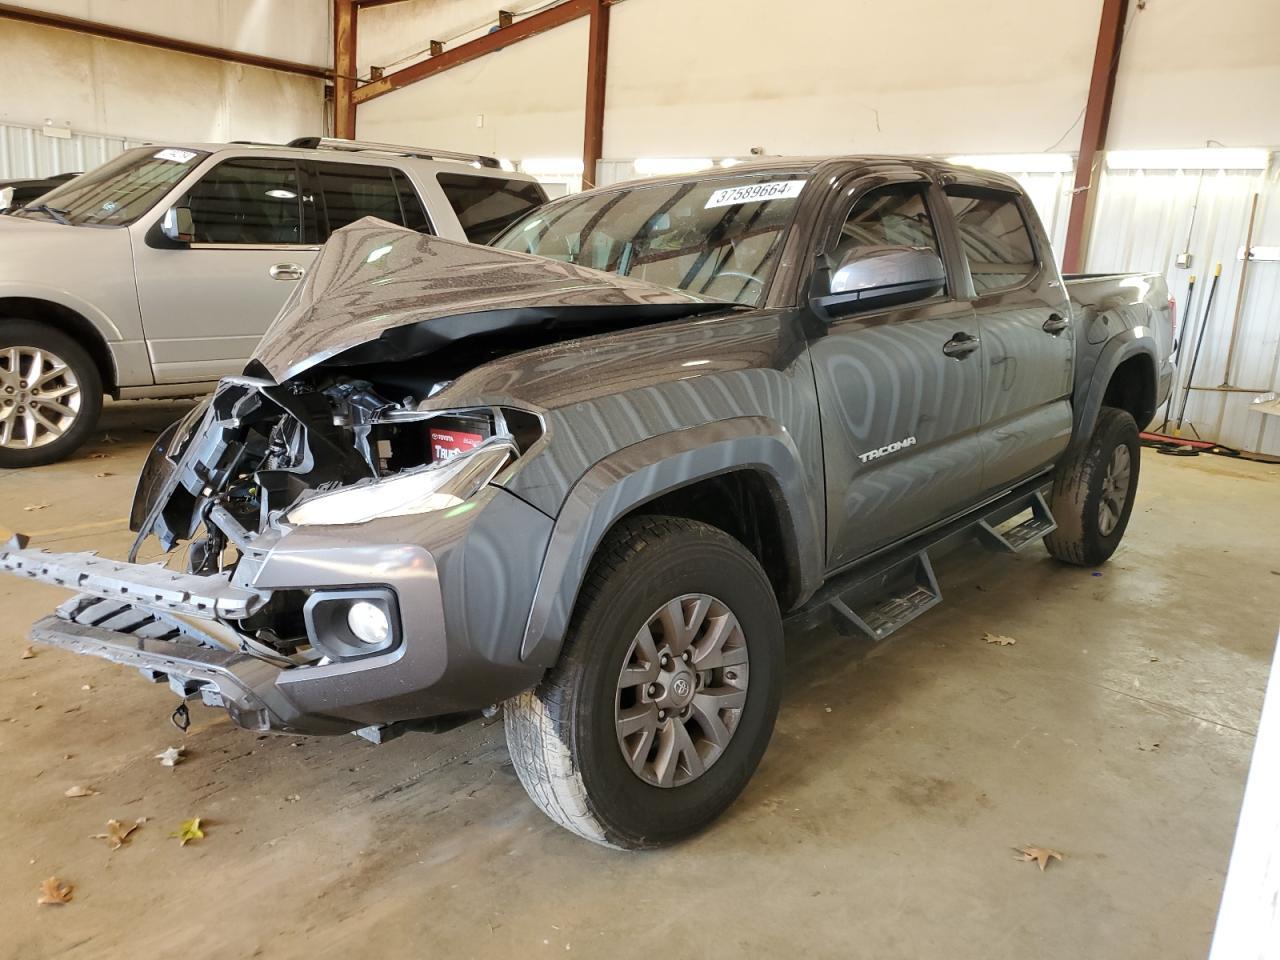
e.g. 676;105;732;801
0;157;1173;849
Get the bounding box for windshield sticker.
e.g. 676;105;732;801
153;148;198;163
705;180;804;209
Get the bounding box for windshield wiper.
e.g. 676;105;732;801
22;203;71;224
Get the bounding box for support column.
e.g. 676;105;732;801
334;0;357;139
581;0;610;190
1062;0;1129;273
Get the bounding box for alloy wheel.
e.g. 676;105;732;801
614;593;750;788
0;346;82;450
1098;444;1131;536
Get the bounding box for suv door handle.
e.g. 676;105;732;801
1042;313;1069;335
269;263;305;281
942;332;980;359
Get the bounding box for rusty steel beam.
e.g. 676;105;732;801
351;0;591;105
0;2;330;79
1062;0;1129;273
581;0;610;189
334;0;358;138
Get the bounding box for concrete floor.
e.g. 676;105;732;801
2;400;1277;960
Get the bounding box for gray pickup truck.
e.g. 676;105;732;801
0;157;1173;849
0;137;546;466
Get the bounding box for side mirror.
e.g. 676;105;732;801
160;205;194;244
811;245;945;319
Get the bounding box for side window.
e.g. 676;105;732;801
829;182;942;268
185;158;302;245
437;172;547;244
944;187;1038;295
315;162;405;235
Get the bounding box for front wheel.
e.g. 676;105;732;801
504;515;783;849
1044;406;1140;566
0;320;103;468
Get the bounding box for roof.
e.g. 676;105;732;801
586;155;1024;194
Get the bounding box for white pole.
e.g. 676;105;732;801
1209;629;1280;960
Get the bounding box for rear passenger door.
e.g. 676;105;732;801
808;177;986;569
940;183;1074;492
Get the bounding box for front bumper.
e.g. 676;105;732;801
1;485;553;735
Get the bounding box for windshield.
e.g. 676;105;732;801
11;146;209;226
492;173;809;306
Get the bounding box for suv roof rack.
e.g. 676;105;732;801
286;137;502;169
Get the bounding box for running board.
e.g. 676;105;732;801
788;475;1055;645
826;550;942;642
974;490;1057;553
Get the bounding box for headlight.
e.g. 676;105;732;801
285;438;516;526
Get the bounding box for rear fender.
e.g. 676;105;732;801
519;416;823;666
1071;325;1158;448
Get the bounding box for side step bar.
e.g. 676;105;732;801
792;477;1054;644
974;490;1057;553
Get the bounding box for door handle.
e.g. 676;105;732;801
1042;313;1069;335
269;263;305;281
942;332;980;359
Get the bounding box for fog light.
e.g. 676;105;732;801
347;600;390;645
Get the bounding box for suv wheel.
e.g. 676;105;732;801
1044;406;1140;566
0;321;102;468
504;515;783;849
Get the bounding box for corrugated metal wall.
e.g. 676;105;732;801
0;122;144;180
1087;163;1280;456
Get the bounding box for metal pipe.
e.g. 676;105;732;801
1219;192;1260;386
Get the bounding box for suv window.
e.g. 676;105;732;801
315;162;431;236
945;187;1038;295
828;182;943;281
437;172;546;244
185;158;302;245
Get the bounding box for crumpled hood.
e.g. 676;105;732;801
253;218;722;382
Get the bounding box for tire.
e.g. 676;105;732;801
0;320;103;468
505;515;784;849
1044;406;1140;566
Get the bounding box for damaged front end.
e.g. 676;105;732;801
2;374;546;734
1;222;721;735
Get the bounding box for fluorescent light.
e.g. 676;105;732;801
519;157;584;175
948;154;1073;174
633;158;714;176
1106;148;1271;171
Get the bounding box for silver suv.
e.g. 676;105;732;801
0;137;547;466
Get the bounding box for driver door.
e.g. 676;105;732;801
807;177;986;569
133;156;319;384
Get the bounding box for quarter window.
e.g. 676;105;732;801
437;172;547;244
945;187;1038;295
185;158;302;245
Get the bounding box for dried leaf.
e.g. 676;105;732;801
80;684;92;691
88;452;112;460
23;503;50;512
1014;845;1063;871
155;746;185;768
171;817;204;846
94;472;114;479
984;633;1017;646
64;785;97;798
91;818;141;850
37;876;73;905
20;647;36;660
